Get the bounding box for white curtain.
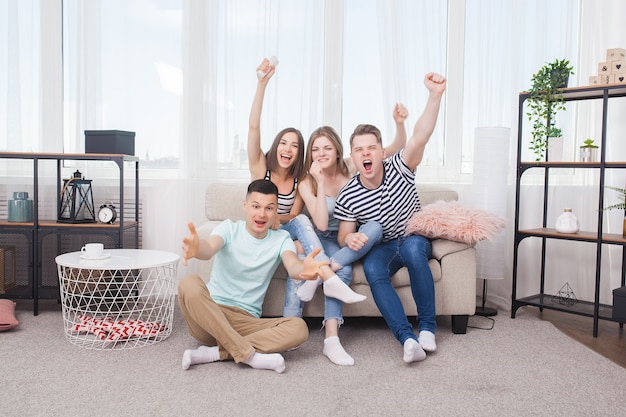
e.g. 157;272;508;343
4;0;626;294
2;0;327;278
177;0;325;276
1;0;63;153
369;0;448;171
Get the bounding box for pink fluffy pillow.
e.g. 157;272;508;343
405;200;506;245
0;299;19;331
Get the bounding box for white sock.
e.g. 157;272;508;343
323;336;354;366
418;330;437;352
243;352;286;374
297;277;322;302
403;338;426;363
323;275;366;304
182;345;220;370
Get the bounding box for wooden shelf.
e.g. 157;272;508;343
518;228;626;244
38;220;138;229
519;83;626;101
0;151;138;162
0;220;138;229
0;220;34;227
520;161;626;168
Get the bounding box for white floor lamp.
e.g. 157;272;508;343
472;127;510;316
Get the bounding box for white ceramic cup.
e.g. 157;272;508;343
81;243;104;258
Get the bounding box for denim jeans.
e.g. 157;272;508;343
362;234;436;344
282;215;382;321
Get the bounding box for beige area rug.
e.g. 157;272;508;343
1;299;625;417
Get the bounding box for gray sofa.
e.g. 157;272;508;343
196;182;476;334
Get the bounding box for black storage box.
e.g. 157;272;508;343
612;286;626;321
85;130;135;155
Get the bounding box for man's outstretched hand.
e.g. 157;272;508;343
182;222;199;266
299;248;329;280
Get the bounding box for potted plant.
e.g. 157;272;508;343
579;138;598;162
526;58;575;161
546;126;564;162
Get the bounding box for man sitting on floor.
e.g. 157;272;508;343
178;179;364;373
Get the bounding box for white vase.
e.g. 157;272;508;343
547;136;564;162
579;147;597;162
555;208;579;233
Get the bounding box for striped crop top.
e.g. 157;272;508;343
264;170;298;215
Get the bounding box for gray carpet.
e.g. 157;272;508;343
1;299;625;417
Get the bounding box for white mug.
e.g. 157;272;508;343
81;243;104;258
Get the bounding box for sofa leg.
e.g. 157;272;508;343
451;315;469;334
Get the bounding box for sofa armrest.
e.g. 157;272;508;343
431;238;474;260
435;244;477;316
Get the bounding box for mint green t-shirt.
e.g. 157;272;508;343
208;219;296;317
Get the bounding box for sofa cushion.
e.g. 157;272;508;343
205;183;246;221
415;184;458;205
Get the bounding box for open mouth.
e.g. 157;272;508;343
363;159;373;172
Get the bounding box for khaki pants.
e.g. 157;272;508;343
178;275;309;363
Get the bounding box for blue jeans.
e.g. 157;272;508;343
282;215;382;321
363;234;436;344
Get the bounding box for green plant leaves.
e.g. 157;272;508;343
526;58;574;161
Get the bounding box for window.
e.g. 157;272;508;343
462;0;580;172
342;0;447;171
1;0;41;152
2;0;583;181
62;0;183;168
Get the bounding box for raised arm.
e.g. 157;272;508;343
402;73;446;170
384;103;409;156
247;58;277;180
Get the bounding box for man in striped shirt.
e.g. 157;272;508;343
335;72;446;363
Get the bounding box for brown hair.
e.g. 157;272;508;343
265;127;306;182
247;178;278;198
349;124;383;149
305;126;350;196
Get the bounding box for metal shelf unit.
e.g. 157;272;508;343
511;84;626;337
0;152;140;314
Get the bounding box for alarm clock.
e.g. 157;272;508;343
98;203;117;224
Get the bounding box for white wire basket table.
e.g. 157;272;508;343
55;249;179;349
